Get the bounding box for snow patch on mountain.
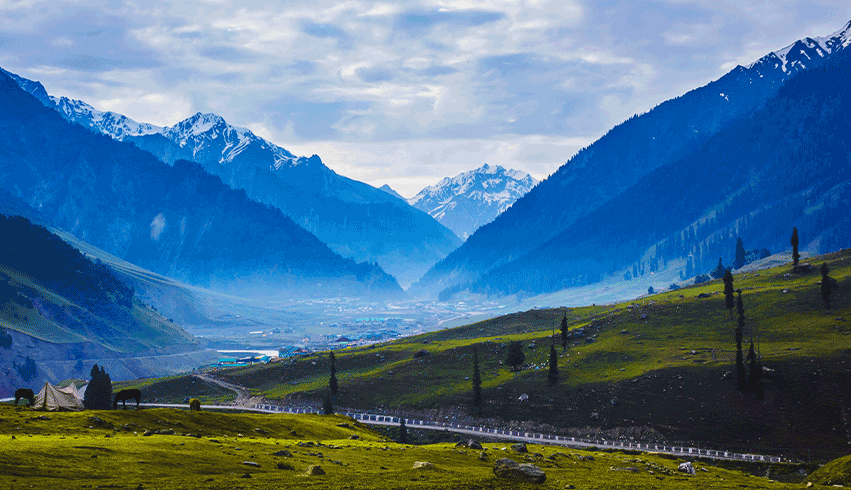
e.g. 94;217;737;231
745;20;851;74
49;96;162;140
410;164;537;239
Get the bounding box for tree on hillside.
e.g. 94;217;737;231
747;342;764;400
560;314;569;351
83;364;112;410
820;263;834;311
711;258;727;280
723;269;735;320
505;341;525;372
734;238;746;270
647;286;655;295
397;416;408;444
472;347;482;416
322;395;333;415
547;343;559;386
791;227;800;268
735;290;747;391
329;351;338;395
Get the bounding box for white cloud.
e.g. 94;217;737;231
150;213;167;241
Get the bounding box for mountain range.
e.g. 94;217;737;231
1;74;461;288
414;19;851;299
0;69;402;300
409;164;537;240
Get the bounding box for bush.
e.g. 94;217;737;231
694;274;710;285
276;462;295;470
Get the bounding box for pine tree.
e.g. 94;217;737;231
723;269;735;320
322;395;333;415
329;351;338;395
398;416;408;444
84;364;112;410
734;238;746;269
735;291;747;390
547;343;559;386
560;314;569;351
820;263;833;311
472;347;482;416
505;341;525;372
711;257;727;279
746;342;763;398
791;227;800;268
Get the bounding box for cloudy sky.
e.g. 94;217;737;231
1;1;848;196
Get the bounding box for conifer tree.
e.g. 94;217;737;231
398;416;408;444
472;347;482;416
322;395;333;415
723;269;735;320
735;290;747;390
547;343;559;386
747;342;764;399
506;341;525;372
791;227;800;268
820;263;833;311
84;364;112;410
734;238;746;269
560;314;569;351
329;351;338;395
711;258;727;279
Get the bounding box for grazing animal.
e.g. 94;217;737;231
14;388;34;408
189;398;201;412
113;389;141;410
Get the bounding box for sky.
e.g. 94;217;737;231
1;1;848;197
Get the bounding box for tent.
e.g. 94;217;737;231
33;382;85;411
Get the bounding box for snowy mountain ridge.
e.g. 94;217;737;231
744;19;851;75
410;164;537;239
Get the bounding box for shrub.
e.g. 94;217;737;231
277;462;295;470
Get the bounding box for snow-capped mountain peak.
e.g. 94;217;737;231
49;95;162;140
410;164;538;239
745;19;851;75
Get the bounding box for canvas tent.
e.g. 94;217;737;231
33;382;84;411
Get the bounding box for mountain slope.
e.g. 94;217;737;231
414;19;851;297
409;164;537;240
469;43;851;296
0;69;402;300
5;82;462;288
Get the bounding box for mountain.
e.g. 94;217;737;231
378;184;406;201
2;77;461;287
463;26;851;297
409;164;537;240
413;19;851;298
0;69;403;300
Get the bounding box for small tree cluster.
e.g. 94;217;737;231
83;364;113;410
505;341;525;371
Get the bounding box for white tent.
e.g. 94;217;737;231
33;382;84;411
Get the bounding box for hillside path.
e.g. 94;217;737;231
193;373;255;406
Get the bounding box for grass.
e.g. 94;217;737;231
196;249;851;461
0;404;822;489
115;375;236;405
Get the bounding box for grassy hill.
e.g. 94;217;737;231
0;404;824;489
182;249;848;462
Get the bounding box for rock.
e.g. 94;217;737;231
783;289;789;294
348;435;360;440
414;349;430;358
412;461;435;470
36;415;50;421
456;439;483;450
721;370;733;381
620;329;629;334
697;293;711;298
336;423;351;428
241;461;260;467
240;473;251;479
590;412;599;420
303;465;325;476
273;450;292;457
143;430;153;436
806;482;813;487
511;443;528;453
493;458;546;484
611;467;640;472
478;452;488;461
678;462;695;475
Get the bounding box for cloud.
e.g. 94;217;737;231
392;9;506;37
150;213;166;241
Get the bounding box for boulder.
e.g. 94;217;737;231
492;458;546;484
241;461;260;467
478;452;488;461
456;439;483;450
304;465;326;476
348;435;360;440
511;443;528;453
414;349;430;358
678;462;695;475
412;461;435;470
336;423;351;428
272;450;292;457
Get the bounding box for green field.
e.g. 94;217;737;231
0;405;828;489
198;250;851;461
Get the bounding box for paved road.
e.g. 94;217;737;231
136;401;784;464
